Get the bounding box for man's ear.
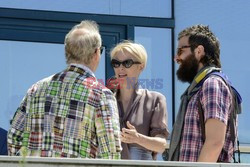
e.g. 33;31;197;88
195;45;205;60
93;52;99;61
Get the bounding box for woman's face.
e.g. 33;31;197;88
112;50;144;88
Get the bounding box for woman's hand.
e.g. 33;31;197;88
121;121;140;144
121;121;167;153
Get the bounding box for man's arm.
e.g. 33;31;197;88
197;119;226;162
95;89;121;159
198;76;231;162
8;96;28;156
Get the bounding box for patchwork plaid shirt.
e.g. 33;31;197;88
179;76;235;162
8;64;121;159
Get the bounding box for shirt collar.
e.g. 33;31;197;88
69;63;95;78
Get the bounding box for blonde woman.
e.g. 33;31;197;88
110;40;169;160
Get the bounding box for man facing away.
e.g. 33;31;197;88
8;20;121;159
168;25;237;162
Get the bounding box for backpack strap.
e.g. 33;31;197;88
197;100;205;142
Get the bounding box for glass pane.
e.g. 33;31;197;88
175;0;250;144
95;47;106;85
235;152;250;163
0;40;105;131
0;0;171;18
119;0;171;18
135;27;172;131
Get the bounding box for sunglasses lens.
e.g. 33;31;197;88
177;48;181;55
123;60;133;68
111;60;120;68
111;59;138;68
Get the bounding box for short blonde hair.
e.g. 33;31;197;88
110;40;147;68
65;20;102;64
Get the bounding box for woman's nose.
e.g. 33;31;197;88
118;65;125;70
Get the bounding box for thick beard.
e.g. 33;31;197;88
177;53;199;83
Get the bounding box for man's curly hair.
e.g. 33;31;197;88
178;24;221;68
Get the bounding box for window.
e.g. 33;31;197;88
135;27;173;130
0;40;65;130
0;8;174;133
0;0;171;18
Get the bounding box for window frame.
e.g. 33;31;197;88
0;4;176;124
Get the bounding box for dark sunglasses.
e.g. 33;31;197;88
96;46;104;54
176;45;191;56
100;46;104;54
111;59;141;68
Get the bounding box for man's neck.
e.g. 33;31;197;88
198;63;204;72
70;62;94;72
69;63;95;77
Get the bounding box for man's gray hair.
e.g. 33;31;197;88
65;20;102;65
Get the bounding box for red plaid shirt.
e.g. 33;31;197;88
179;76;236;162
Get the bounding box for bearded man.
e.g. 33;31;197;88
167;25;238;163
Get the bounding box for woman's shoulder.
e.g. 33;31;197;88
143;89;166;100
